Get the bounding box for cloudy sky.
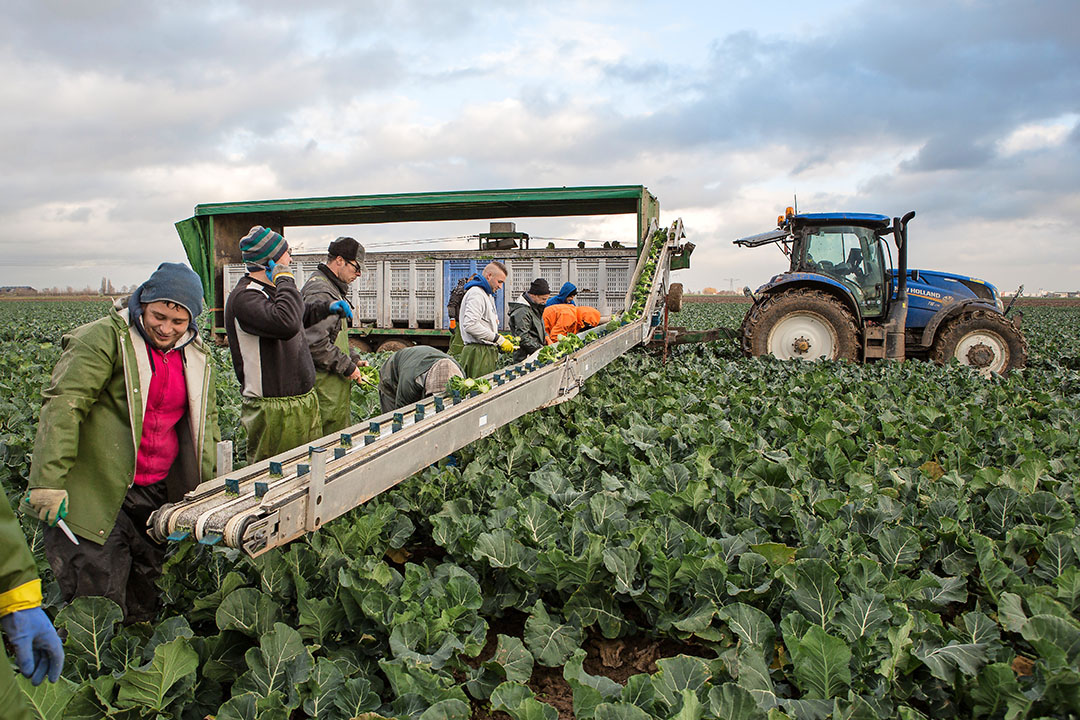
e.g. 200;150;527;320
2;0;1078;294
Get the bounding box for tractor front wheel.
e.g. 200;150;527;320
930;310;1027;375
741;289;860;361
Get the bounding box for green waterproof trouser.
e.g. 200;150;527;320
0;644;32;720
241;389;321;464
314;370;351;437
459;343;497;379
448;326;464;359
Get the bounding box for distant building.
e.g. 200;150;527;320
702;287;718;295
0;286;36;295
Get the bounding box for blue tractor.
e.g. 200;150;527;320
735;209;1027;373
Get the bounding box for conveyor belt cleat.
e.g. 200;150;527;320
254;481;269;498
198;533;222;546
392;421;403;433
298;464;310;477
369;421;380;434
393;412;404;425
334;447;346;459
340;433;353;448
225;478;240;496
364;434;377;445
167;530;190;542
269;461;283;477
434;397;444;412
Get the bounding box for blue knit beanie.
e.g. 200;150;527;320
134;262;204;319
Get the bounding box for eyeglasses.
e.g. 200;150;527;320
347;260;362;274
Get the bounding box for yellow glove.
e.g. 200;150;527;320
497;335;514;353
23;489;69;526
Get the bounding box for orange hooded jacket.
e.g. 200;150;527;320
543;305;601;345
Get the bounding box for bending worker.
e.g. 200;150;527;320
302;236;371;436
25;263;218;623
508;277;550;362
544;304;601;345
378;346;464;413
1;497;64;720
456;261;514;377
225;226;349;462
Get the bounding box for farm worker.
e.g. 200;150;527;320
544;281;577;307
508;277;551;362
1;498;65;720
225;226;347;462
457;261;515;378
25;263;218;623
301;237;372;436
544;304;601;345
378;347;463;412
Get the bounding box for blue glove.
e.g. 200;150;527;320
329;300;353;319
1;607;64;685
266;259;292;285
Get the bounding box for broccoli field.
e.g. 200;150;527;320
2;298;1080;720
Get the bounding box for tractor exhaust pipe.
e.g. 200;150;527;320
884;211;915;361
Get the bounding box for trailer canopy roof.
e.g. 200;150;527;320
190;185;654;226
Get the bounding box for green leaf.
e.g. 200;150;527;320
1035;532;1076;581
494;634;535;684
707;683;768;720
779;558;841;627
524;600;584;667
652;655;710;710
54;596;124;678
749;542;797;569
594;702;654;720
216;690;291;720
835;592;890;643
717;603;775;650
14;674;78;720
473;529;535;570
564;648;622;719
970;663;1032;720
788;626;851;699
1020;614;1080;667
114;636;199;712
876;526;921;567
232;622;313;710
602;546;643;596
912;638;987;683
333;676;380;718
215;587;283;638
419;698;471;720
669;688;705;720
997;592;1029;634
300;657;345;719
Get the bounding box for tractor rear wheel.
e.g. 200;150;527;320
930;310;1027;375
741;289;860;361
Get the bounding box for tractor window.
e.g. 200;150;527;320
804;226;885;317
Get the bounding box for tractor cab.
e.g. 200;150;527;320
789;213;891;319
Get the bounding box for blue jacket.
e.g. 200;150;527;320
545;282;577;307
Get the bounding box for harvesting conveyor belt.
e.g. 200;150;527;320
150;220;686;556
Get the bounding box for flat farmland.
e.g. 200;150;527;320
2;297;1079;719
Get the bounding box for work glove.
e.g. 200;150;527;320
266;259;293;285
496;335;514;353
23;488;68;526
329;300;353;319
1;607;65;685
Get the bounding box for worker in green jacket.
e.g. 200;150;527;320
507;277;551;362
25;263;219;623
302;237;372;436
1;500;65;720
378;346;463;412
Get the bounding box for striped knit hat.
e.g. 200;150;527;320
240;226;289;265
